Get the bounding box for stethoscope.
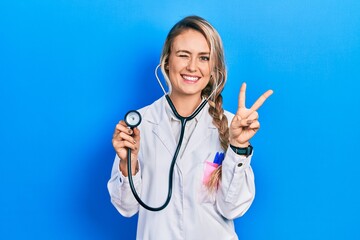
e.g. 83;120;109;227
123;64;223;211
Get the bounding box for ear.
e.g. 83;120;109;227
165;64;169;70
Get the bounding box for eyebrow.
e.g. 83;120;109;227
175;50;210;55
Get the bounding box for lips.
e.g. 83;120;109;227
181;74;200;83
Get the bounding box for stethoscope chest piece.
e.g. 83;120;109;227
125;110;142;128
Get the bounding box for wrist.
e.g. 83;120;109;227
229;143;253;157
229;140;250;148
119;156;139;177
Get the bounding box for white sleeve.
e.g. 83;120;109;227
216;148;255;220
107;155;141;217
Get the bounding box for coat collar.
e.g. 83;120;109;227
142;96;216;162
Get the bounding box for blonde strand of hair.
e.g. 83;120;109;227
206;93;229;191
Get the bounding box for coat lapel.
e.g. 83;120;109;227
143;97;176;156
152;117;176;156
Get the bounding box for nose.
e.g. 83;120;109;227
186;57;197;72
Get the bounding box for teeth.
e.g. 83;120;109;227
183;75;199;81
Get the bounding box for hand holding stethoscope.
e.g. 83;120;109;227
112;120;141;176
229;82;273;147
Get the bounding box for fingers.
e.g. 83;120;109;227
250;89;274;112
238;82;246;109
231;115;247;127
119;132;137;144
113;121;132;136
232;116;260;130
249;120;260;130
232;111;258;127
112;120;139;152
247;111;258;121
113;138;137;151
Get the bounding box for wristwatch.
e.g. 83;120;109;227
229;144;253;157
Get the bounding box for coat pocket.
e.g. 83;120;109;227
202;161;218;185
197;161;219;204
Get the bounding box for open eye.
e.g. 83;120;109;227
200;56;210;61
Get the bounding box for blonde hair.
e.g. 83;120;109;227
159;16;229;191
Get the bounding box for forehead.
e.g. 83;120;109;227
171;29;210;53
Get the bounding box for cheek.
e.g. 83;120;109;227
167;60;176;75
168;67;178;81
201;70;212;88
199;64;211;76
168;61;190;81
168;55;186;70
201;69;211;82
202;78;211;88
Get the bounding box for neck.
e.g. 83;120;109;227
168;93;203;117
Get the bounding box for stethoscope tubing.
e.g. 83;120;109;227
126;95;208;211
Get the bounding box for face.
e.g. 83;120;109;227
167;29;211;100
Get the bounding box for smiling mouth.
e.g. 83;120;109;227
181;74;200;83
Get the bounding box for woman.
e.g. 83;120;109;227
108;15;273;240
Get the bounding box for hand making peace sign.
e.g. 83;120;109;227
229;83;273;147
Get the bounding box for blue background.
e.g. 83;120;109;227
1;0;359;239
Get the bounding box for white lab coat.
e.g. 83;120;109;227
108;96;255;240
